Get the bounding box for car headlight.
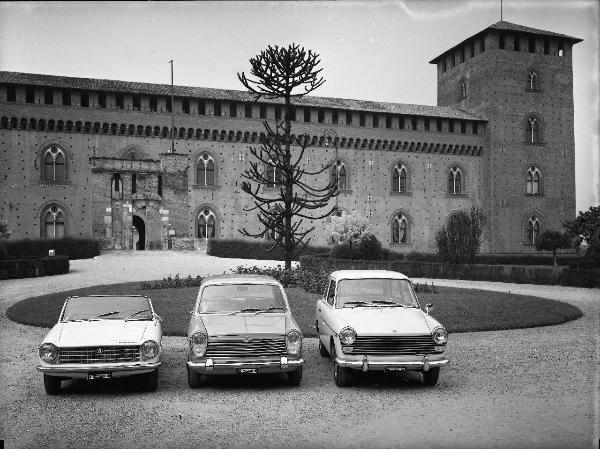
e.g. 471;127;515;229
189;332;208;359
339;327;356;345
39;343;58;363
432;327;448;345
141;340;160;360
286;330;302;356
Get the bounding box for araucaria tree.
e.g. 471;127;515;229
238;44;338;269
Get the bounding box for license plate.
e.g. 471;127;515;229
237;368;257;374
88;372;111;380
386;367;406;372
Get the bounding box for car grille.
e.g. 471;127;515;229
343;335;435;355
58;345;141;364
206;337;287;358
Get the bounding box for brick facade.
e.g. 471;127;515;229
0;21;581;254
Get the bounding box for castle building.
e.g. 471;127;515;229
0;21;581;253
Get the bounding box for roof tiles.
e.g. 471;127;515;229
0;71;485;121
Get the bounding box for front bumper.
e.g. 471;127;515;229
335;355;448;372
37;362;161;378
187;356;304;375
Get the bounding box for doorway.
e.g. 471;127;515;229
133;215;145;250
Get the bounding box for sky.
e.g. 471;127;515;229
0;0;598;213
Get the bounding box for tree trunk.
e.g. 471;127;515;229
553;250;557;266
284;94;292;270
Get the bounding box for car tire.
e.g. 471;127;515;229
143;369;159;392
422;367;440;386
287;366;303;386
331;343;350;387
187;366;206;388
318;339;329;358
43;374;61;395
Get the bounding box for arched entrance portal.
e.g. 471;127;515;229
133;215;145;250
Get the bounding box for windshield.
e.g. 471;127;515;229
198;283;287;313
335;278;418;308
62;296;152;321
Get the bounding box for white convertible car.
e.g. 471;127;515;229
315;270;449;387
37;295;162;395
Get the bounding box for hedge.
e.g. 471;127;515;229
207;239;329;261
0;255;69;280
299;255;600;288
0;238;100;260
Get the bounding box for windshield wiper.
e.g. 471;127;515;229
261;306;285;312
371;300;405;307
125;309;152;321
89;310;120;320
342;301;370;308
229;308;262;315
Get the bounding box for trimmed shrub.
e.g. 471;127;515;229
559;267;600;288
1;238;99;260
329;241;355;260
207;239;328;261
299;254;587;287
0;255;69;279
357;233;382;260
141;274;204;290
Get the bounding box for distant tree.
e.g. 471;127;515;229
535;230;572;266
564;205;600;247
0;219;11;240
436;207;486;264
325;211;371;255
357;233;382;260
238;44;338;269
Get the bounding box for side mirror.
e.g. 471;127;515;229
153;313;163;322
425;303;433;315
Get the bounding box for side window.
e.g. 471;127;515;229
327;280;336;306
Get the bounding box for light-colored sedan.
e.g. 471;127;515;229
315;270;449;387
186;275;304;387
37;295;162;395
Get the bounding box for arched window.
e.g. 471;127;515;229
266;161;283;188
527;116;540;144
196;154;215;185
526;166;541;194
527;215;541;244
391;213;409;244
43;147;66;181
448;166;462;194
459;79;467;99
197;209;216;239
528;70;538;90
331;161;347;190
42;205;65;239
392;163;408;193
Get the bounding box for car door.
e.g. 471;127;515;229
317;278;336;344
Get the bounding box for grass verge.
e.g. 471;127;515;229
6;282;582;337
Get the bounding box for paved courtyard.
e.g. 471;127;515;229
0;251;598;449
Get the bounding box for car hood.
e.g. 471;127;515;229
336;307;432;335
56;320;150;346
201;314;286;337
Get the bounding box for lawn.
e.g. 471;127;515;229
6;282;582;337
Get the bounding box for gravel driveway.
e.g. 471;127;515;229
0;251;598;449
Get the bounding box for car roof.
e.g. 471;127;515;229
201;274;281;286
329;270;409;281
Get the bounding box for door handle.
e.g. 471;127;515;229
318;308;321;312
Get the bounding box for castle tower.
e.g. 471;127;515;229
430;21;582;253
